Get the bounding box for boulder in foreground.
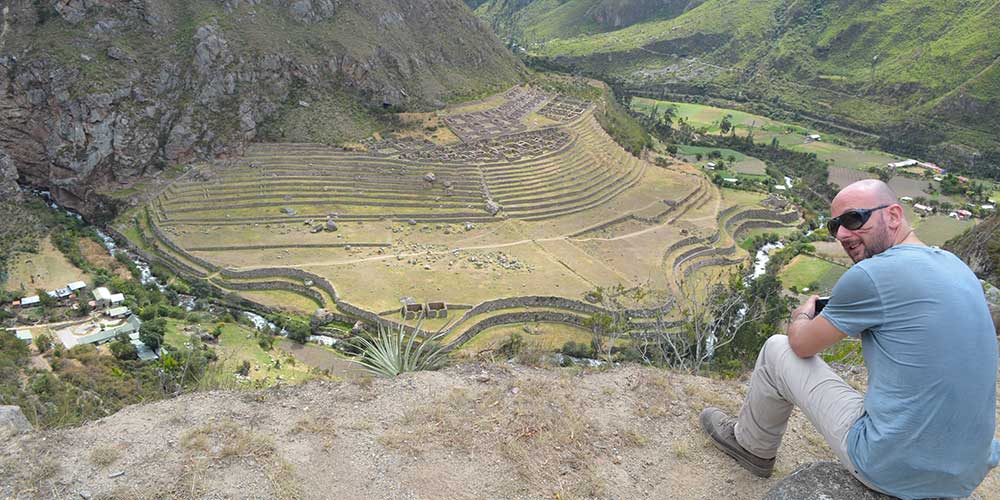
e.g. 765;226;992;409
763;462;894;500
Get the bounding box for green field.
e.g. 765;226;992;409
636;99;904;172
778;254;848;295
675;144;769;178
912;214;977;247
164;319;314;386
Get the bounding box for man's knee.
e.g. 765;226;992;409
761;334;792;366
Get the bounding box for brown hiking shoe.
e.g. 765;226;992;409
700;407;775;478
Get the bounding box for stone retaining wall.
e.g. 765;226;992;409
147;218;220;272
444;310;590;351
732;219;797;239
188;243;390;252
219;267;338;302
724;209;799;233
681;256;747;278
213;278;325;306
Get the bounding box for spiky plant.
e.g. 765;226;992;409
350;321;448;377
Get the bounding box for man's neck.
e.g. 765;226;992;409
894;229;924;247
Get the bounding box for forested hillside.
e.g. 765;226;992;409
474;0;1000;179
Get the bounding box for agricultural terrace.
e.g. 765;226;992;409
126;86;801;349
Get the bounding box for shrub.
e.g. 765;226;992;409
350;322;447;377
496;333;525;358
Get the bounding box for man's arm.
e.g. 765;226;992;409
787;295;847;358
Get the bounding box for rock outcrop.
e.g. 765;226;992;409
763;462;894;500
0;0;524;220
0;406;32;439
0;148;21;202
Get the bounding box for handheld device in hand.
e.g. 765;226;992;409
814;297;830;315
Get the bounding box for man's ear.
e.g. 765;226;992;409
887;203;904;230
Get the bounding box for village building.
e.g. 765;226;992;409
130;333;159;361
913;203;934;214
722;178;739;184
93;287;113;308
981;204;995;211
900;196;914;203
773;185;787;191
106;306;131;318
73;315;142;346
67;281;87;292
806;134;821;142
18;295;40;308
951;210;973;221
14;330;32;344
888;159;919;169
109;293;125;306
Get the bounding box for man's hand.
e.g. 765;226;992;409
791;295;819;322
787;295;847;358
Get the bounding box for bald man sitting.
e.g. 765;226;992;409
700;180;999;499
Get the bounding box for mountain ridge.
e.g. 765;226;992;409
0;0;525;221
474;0;1000;177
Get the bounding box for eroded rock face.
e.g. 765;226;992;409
0;148;22;202
0;406;33;439
763;462;895;500
0;0;523;220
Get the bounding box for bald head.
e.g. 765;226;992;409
832;179;898;209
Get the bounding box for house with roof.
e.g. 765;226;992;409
14;330;32;344
106;306;131;318
75;315;143;346
109;293;125;306
67;281;87;292
18;295;40;308
93;287;113;307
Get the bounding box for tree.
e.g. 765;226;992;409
720;114;733;135
34;332;54;353
110;333;138;360
286;321;310;343
36;289;56;309
653;269;787;372
139;318;167;351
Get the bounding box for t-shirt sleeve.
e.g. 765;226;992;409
820;265;883;337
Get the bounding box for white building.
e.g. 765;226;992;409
888;159;919;169
15;330;32;344
109;293;125;305
913;203;934;214
93;287;113;307
106;306;131;318
807;134;821;141
19;295;40;307
67;281;87;292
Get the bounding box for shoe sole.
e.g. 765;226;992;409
700;410;774;478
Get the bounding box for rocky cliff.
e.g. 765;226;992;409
0;0;524;220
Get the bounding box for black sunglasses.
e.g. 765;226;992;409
827;205;889;235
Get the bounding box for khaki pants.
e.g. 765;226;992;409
734;335;884;493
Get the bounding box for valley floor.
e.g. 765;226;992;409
4;364;999;499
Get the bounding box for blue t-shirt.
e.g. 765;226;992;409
821;244;1000;499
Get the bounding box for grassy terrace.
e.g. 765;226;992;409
124;86;768;350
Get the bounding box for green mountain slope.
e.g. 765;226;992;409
476;0;1000;177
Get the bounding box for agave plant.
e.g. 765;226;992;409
350;320;448;377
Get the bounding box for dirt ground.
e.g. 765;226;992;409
4;363;996;500
5;237;89;294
